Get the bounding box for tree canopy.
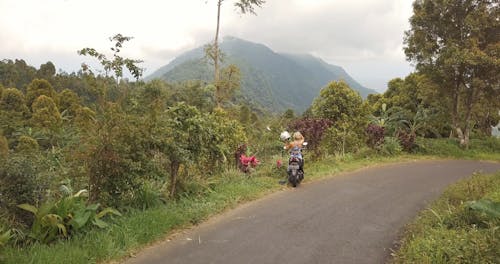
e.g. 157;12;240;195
404;0;499;147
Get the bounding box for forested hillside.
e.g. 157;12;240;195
147;37;376;113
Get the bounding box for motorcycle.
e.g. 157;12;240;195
286;142;307;187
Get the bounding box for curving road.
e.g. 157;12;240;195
124;160;500;264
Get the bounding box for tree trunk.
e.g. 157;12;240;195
451;79;461;140
461;82;476;149
169;160;180;197
214;0;222;107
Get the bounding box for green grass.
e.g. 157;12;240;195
1;138;499;263
415;137;500;160
392;171;500;264
1;157;405;264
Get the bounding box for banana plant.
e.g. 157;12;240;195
17;189;121;243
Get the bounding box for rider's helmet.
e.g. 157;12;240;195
280;131;291;141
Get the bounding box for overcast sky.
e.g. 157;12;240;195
0;0;415;92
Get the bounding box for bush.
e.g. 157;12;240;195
365;124;385;149
0;154;47;225
15;136;39;153
84;103;144;206
17;189;121;244
322;126;366;156
130;181;164;210
380;137;402;156
396;129;417;152
415;138;462;156
0;135;8;160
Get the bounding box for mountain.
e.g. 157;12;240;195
146;36;377;113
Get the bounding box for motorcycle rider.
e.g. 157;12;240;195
280;131;305;176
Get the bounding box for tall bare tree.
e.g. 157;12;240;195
207;0;265;107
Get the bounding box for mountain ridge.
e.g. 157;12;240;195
146;36;377;113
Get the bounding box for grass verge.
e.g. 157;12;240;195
1;155;407;264
392;171;500;264
1;138;499;263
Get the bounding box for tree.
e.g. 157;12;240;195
37;61;56;80
160;103;206;197
78;34;144;81
404;0;499;147
26;79;57;109
0;59;37;91
0;88;29;139
0;88;28;113
31;95;62;130
207;0;265;107
239;104;251;125
311;81;369;155
374;73;447;137
58;89;82;118
215;64;241;106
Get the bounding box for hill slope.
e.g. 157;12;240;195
146;37;377;113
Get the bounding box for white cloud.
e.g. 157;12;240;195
0;0;414;91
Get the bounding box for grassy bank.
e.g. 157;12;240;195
392;171;500;263
1;155;406;264
1;138;499;263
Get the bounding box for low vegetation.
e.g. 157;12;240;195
0;139;498;263
393;171;500;264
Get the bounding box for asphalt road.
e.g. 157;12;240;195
124;160;500;264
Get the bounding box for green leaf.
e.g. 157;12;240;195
466;199;500;218
95;207;122;219
73;189;88;197
69;211;92;229
92;218;109;228
17;204;38;214
56;224;67;237
41;214;63;227
0;230;12;247
86;203;100;212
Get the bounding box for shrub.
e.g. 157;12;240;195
288;118;333;158
396;129;416;152
0;135;8;160
17;189;121;244
0;154;47;225
130;181;164;210
15;135;39;153
365;124;385;149
380;137;402;156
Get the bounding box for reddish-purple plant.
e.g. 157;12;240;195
396;129;416;152
366;124;385;148
288;118;333;158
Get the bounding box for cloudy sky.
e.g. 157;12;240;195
0;0;415;92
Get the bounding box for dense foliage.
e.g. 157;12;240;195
1;1;499;259
404;0;500;147
311;81;369;155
